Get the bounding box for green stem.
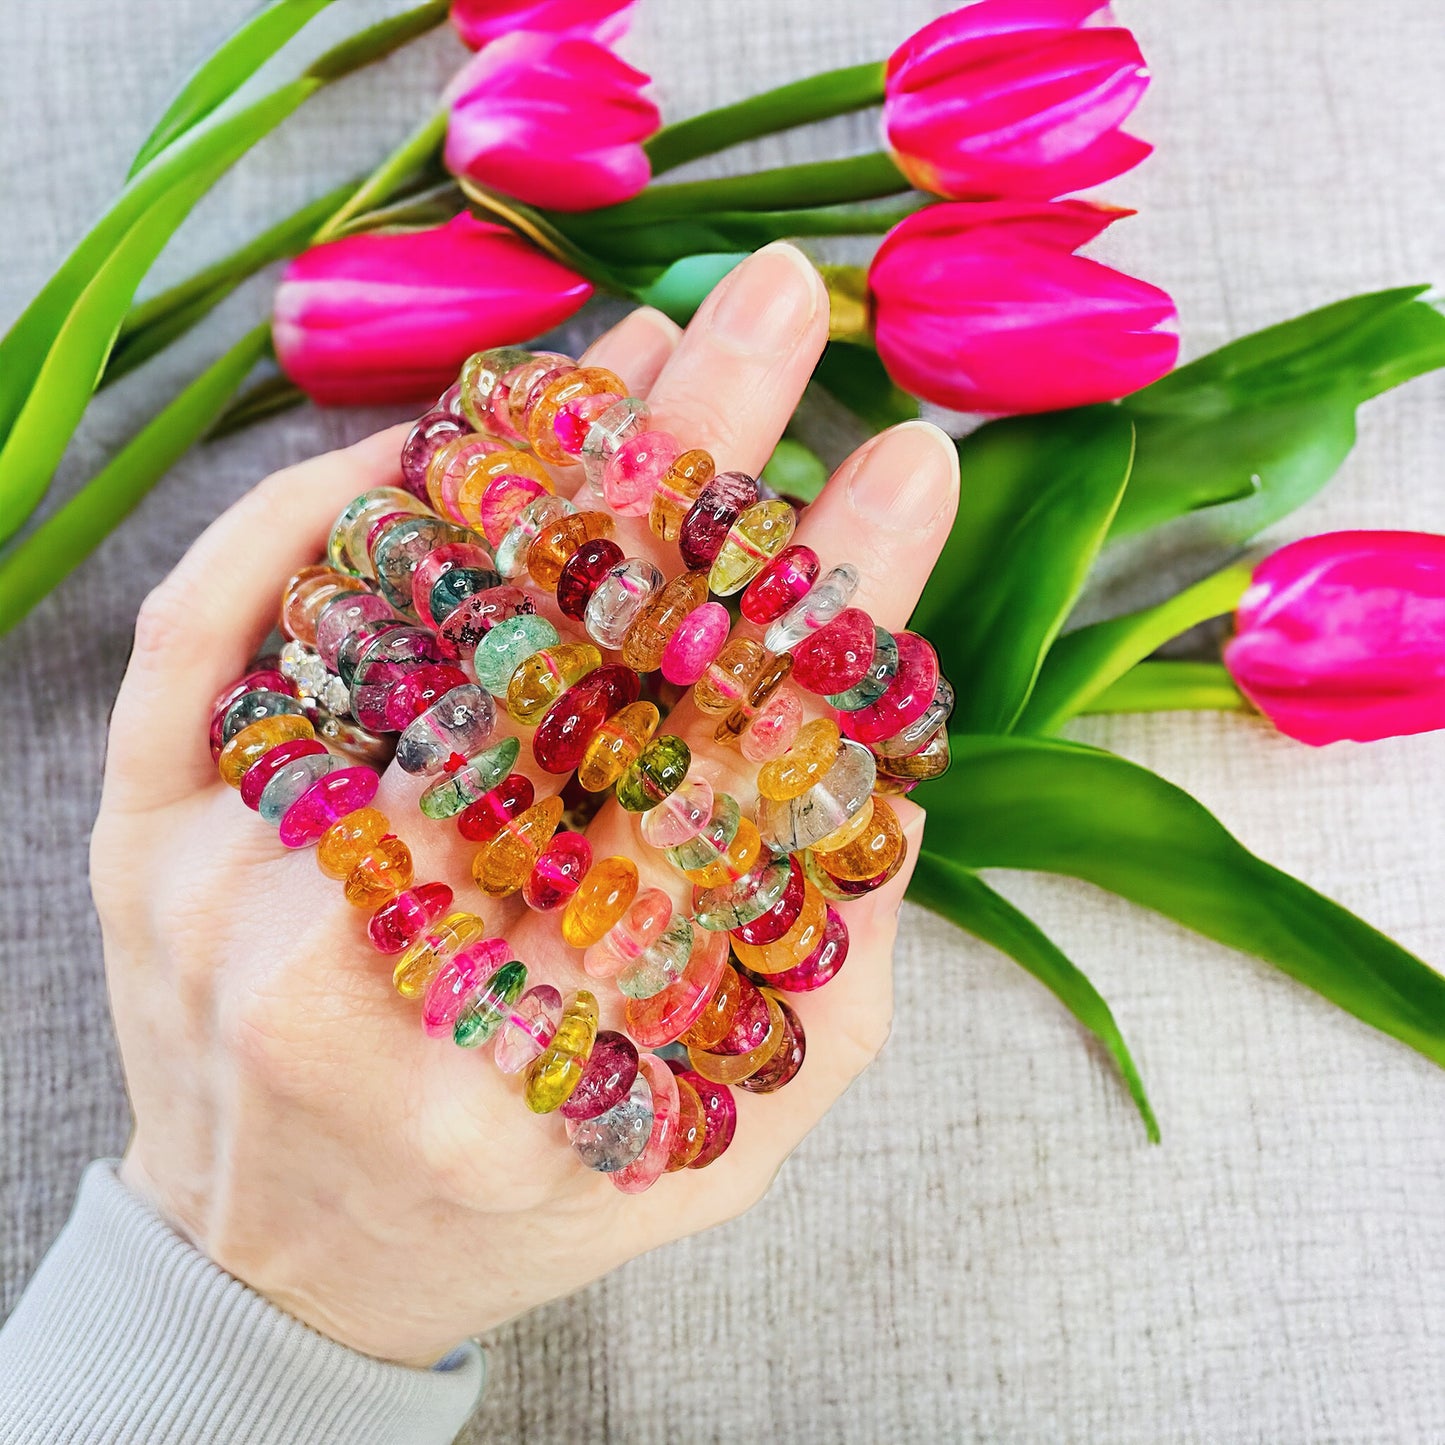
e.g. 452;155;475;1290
303;0;448;82
313;109;447;240
1080;661;1251;715
645;61;888;176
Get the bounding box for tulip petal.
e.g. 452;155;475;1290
450;0;636;50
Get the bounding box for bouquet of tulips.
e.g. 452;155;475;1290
5;0;1445;1138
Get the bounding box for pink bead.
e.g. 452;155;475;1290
740;545;819;624
602;430;682;517
740;687;804;762
410;542;492;625
494;984;563;1073
367;882;453;954
315;592;392;671
584;888;674;979
763;906;849;992
278;766;380;849
479;474;548;548
624;929;728;1047
837;631;940;744
400;409;467;500
660;601;730;686
523;832;593;911
731;856;805;946
381;664;470;731
791;607;877;695
640;777;714;849
554;391;620;456
560;1030;639;1120
421;937;511;1037
611;1053;680;1194
239;738;328;811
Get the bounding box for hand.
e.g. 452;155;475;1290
94;242;960;1367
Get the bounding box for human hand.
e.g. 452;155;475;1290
94;242;960;1367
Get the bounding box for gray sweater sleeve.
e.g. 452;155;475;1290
0;1162;484;1444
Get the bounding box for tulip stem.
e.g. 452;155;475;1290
313;109;448;241
645;61;888;176
1079;661;1251;715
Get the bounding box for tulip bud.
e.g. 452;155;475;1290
868;200;1177;414
450;0;636;50
1225;531;1445;745
444;31;659;212
273;214;593;406
884;0;1152;201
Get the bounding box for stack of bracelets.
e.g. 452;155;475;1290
209;345;954;1194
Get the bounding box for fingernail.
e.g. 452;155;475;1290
709;242;822;351
845;419;959;531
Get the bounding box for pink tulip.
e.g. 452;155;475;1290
450;0;635;50
272;214;593;406
868;200;1177;414
884;0;1151;201
1225;531;1445;746
444;31;659;212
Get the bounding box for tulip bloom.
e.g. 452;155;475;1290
1225;532;1445;746
884;0;1151;201
869;200;1177;414
444;32;659;211
273;214;593;406
450;0;635;50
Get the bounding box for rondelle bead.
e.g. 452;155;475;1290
757;718;842;801
619;570;710;673
525;990;600;1113
692;855;794;930
395;685;496;776
737;995;806;1093
741;544;820;624
279;766;381;848
682;816;762;889
372;517;475;614
492;352;574;445
701;973;770;1057
665;1075;707;1171
764;563;860;654
209;667;295;758
649;448;715;541
240;737;328;811
584;558;665;649
393;911;488;1000
342;834;414;908
612;1053;682;1194
423;434;500;518
615;734;691;812
756;739;876;854
603;430;681;517
505;642;602;726
559;1030;639;1120
280;566;367;646
315;592;393;672
732;855;805;945
837;632;941;744
532;665;640;775
475;471;550;548
562;856;640;949
790;607;877;696
583;887;673;979
556;538;625;621
666;1064;737;1169
678;471;759;571
577;700;659;793
218;714;315;787
336;618;409;687
813;795;904;880
875;728;951;785
523;831;593;911
493;983;563;1073
349;627;453;732
871;677;955;758
529;366;625;465
759;904;848;991
693;638;766;715
739;687;803;763
456;346;535;434
316;806;390;878
624;929;728;1047
581;396;649;487
811;795;876;853
713;649;793;746
258;753;337;825
640;776;714;849
401;408;468;500
438;585;535;658
471;796;564;897
687;992;786;1085
453;958;529;1048
566;1074;655;1172
473;614;561;696
495;494;576;580
679;963;745;1050
411;542;494;627
423;937;511;1038
427;566;504;631
659;602;730;687
707;499;797;596
732;882;828;974
328;487;428;577
381;663;470;732
827;627;898;711
418;736;521;819
367;881;453;954
456;772;535;843
617;916;695;1000
526;511;615;590
221;689;304;744
664;792;740;878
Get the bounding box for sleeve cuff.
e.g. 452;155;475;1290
0;1161;484;1445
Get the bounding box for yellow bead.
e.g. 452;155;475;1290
576;701;659;792
619;570;710;673
731;883;827;975
392;911;487;999
713;650;794;747
813;795;904;881
217;715;315;788
649;448;714;541
454;448;552;528
561;856;639;948
693;638;765;715
683;817;762;888
757;718;842;801
316;807;391;879
342;834;413;908
425;434;502;515
811;795;875;853
506;643;602;726
528;367;626;465
707;500;797;596
687;992;787;1085
526;511;614;590
472;796;564;897
525;990;600;1112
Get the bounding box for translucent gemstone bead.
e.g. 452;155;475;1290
471;796;564;898
556;538;625;621
701;977;768;1056
418;736;521;819
221;689;303;745
756;740;877;854
316;806;390;879
424;435;501;518
665;1075;707;1171
712;650;794;747
497;353;573;442
732;855;805;945
457;346;535;434
757;718;841;800
566;1074;654;1172
871;677;955;758
737;995;807;1094
687;992;786;1085
649;447;714;541
209;667;295;759
708;499;797;596
342;833;414;908
581;396;649;488
526;511;615;590
523;832;593;911
473;614;560;696
764;563;860;654
678;471;759;571
477;473;549;548
741;544;820;625
562;856;640;949
602;429;681;517
763;905;849;991
682;816;762;890
372;517;475;613
811;794;875;853
554;390;621;457
660;602;729;687
624;929;728;1048
640;776;713;849
422;937;510;1038
615;734;691;812
241;737;328;811
454;959;528;1048
218;714;315;787
348;627;451;732
525;990;600;1113
315;592;393;672
813;796;904;880
664;792;739;878
457;773;535;843
381;663;470;732
279;766;380;848
401;408;468;500
693;856;794;931
827;627;898;711
617;916;695;1000
495;494;576;580
506;643;601;726
693;638;765;715
258;753;337;825
328;487;427;576
619;570;709;673
612;1053;681;1194
790;607;876;695
875;728;951;785
336;619;408;687
395;685;496;776
280;566;367;646
667;1064;737;1169
393;911;488;1000
559;1030;639;1120
529;366;625;465
532;665;640;775
411;543;494;627
367;881;453;954
584;558;664;649
494;983;562;1073
679;963;745;1050
577;700;659;792
438;586;535;658
584;888;673;979
837;632;941;745
809;832;908;896
733;882;827;974
426;565;501;629
740;687;803;763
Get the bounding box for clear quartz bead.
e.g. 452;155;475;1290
584;558;665;649
581;397;650;493
764;563;860;654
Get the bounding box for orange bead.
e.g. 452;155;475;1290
217;715;315;787
665;1075;707;1171
682;817;762;888
528;367;625;465
679;964;744;1050
757;718;841;800
472;795;564;897
813;795;904;880
811;795;875;853
693;638;765;715
576;701;659;792
280;565;366;646
453;448;552;529
316;807;391;879
425;434;502;516
731;882;827;974
342;834;413;908
620;569;711;673
650;448;715;542
687;992;787;1085
526;510;615;590
561;856;640;948
506;643;602;726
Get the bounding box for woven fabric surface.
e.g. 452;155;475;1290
1;2;1443;1441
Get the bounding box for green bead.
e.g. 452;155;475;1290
453;960;528;1048
419;736;521;819
615;735;692;812
473;614;560;695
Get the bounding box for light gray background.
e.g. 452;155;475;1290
3;2;1444;1441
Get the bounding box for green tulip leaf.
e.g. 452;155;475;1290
911;408;1135;734
811;340;919;433
1079;661;1249;716
634;253;749;325
909;854;1159;1141
761;436;830;503
912;734;1445;1070
128;0;339;177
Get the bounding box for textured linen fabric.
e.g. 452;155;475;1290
2;2;1444;1442
0;1163;485;1444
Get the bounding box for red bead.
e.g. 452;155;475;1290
239;737;327;811
456;773;535;842
730;855;804;945
559;1030;638;1120
665;1064;737;1168
523;832;593;911
208;668;293;759
837;632;940;744
368;881;453;953
740;545;819;624
737;997;805;1093
678;471;758;571
761;906;848;991
532;664;641;775
791;607;877;695
709;975;771;1056
382;664;470;730
438;585;535;656
556;538;625;621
